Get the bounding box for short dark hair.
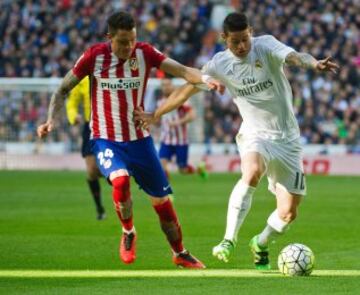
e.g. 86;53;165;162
107;11;135;35
223;12;249;34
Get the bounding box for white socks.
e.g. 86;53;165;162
224;180;256;242
257;210;289;247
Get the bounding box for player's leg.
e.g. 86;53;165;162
82;122;105;220
176;145;208;179
213;151;266;262
177;145;193;174
91;139;136;264
250;139;305;270
159;143;173;179
250;187;302;270
130;137;205;268
109;170;136;264
258;187;302;246
150;196;205;268
85;155;105;220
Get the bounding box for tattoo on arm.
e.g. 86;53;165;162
47;71;80;121
285;52;317;70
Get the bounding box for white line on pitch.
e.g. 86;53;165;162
0;269;359;278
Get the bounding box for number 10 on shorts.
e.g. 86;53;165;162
294;172;305;190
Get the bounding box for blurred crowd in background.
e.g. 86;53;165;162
0;0;359;151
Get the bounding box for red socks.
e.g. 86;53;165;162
112;177;183;253
153;199;184;253
112;176;133;231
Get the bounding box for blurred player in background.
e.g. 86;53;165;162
38;11;224;268
66;77;106;220
135;12;339;269
158;78;208;180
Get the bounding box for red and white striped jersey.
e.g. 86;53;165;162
159;99;192;145
72;42;166;142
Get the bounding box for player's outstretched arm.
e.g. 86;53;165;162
37;70;80;138
285;52;339;74
160;58;225;94
134;83;200;129
156;83;200;118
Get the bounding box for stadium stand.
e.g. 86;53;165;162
0;0;359;150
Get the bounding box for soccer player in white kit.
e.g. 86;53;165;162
134;12;339;269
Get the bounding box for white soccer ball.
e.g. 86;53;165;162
278;243;315;276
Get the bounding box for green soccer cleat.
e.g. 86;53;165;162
197;161;209;180
212;239;235;263
249;235;271;270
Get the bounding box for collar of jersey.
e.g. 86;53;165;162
226;48;250;64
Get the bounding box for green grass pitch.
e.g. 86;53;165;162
0;171;359;294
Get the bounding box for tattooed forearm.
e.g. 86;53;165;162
285;52;317;70
47;71;80;121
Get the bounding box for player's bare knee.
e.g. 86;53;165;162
242;165;263;186
278;210;297;223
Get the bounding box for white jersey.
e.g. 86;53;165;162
202;35;299;141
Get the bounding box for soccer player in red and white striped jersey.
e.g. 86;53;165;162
160;100;192;147
37;11;224;269
157;78;208;179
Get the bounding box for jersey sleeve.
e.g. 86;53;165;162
195;58;218;91
143;44;166;68
201;58;217;76
72;48;95;80
261;35;295;64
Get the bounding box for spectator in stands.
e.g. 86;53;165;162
0;0;359;148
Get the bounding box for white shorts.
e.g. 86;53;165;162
236;135;306;196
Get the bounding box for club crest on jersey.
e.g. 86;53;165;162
129;58;138;70
255;59;262;68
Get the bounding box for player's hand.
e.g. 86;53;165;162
37;121;54;138
204;77;225;95
133;107;156;129
315;56;339;74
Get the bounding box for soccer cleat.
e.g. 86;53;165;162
119;231;136;264
96;207;106;220
197;161;209;180
212;239;235;263
173;250;206;269
249;235;271;270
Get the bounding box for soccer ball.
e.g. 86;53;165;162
278;243;315;276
